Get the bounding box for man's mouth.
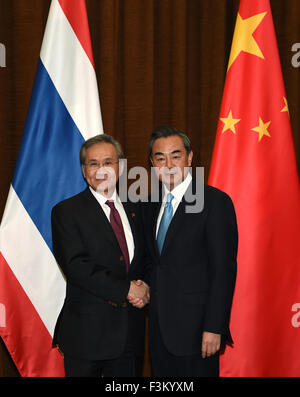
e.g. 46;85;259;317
95;175;108;181
161;168;181;178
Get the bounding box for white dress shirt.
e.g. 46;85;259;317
89;187;135;263
156;172;192;237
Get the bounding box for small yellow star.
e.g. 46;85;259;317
251;117;271;142
228;12;267;71
220;110;241;134
281;97;289;116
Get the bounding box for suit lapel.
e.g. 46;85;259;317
83;188;141;273
82;188;117;247
150;199;162;258
122;201;138;260
160;178;199;255
160;199;186;255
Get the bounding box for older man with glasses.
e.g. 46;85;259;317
51;134;149;377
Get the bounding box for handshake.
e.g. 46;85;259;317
127;280;150;309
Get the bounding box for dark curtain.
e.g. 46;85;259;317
0;0;299;377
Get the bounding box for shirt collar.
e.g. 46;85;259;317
162;171;192;203
89;186;118;206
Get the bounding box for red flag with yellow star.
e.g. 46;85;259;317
209;0;300;376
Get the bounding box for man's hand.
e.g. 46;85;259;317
127;280;150;309
201;331;221;358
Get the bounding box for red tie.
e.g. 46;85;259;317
105;200;130;272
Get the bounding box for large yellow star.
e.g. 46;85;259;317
220;110;241;134
227;12;267;71
281;97;289;117
251;117;271;142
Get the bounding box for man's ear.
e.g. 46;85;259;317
188;150;193;166
81;164;86;179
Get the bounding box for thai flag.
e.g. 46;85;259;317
0;0;102;376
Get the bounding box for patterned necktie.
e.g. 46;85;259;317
157;193;174;254
105;200;130;272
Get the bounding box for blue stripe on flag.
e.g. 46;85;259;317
12;59;87;251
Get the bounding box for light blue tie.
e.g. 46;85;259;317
157;193;174;254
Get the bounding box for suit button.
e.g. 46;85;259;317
108;300;118;308
120;256;124;261
121;302;127;308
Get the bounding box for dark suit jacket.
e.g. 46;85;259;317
51;187;146;361
142;180;238;356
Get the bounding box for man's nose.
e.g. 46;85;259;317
165;155;173;168
96;168;109;177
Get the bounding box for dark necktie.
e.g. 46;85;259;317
105;200;130;272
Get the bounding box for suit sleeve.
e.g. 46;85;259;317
51;203;130;304
203;192;238;340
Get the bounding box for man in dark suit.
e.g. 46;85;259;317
141;126;238;377
51;134;149;377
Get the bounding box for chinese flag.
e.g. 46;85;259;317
208;0;300;376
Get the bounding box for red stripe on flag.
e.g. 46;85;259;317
0;252;65;377
58;0;95;68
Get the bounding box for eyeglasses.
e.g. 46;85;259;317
84;160;119;169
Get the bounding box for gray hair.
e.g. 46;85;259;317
148;126;192;157
80;134;124;164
